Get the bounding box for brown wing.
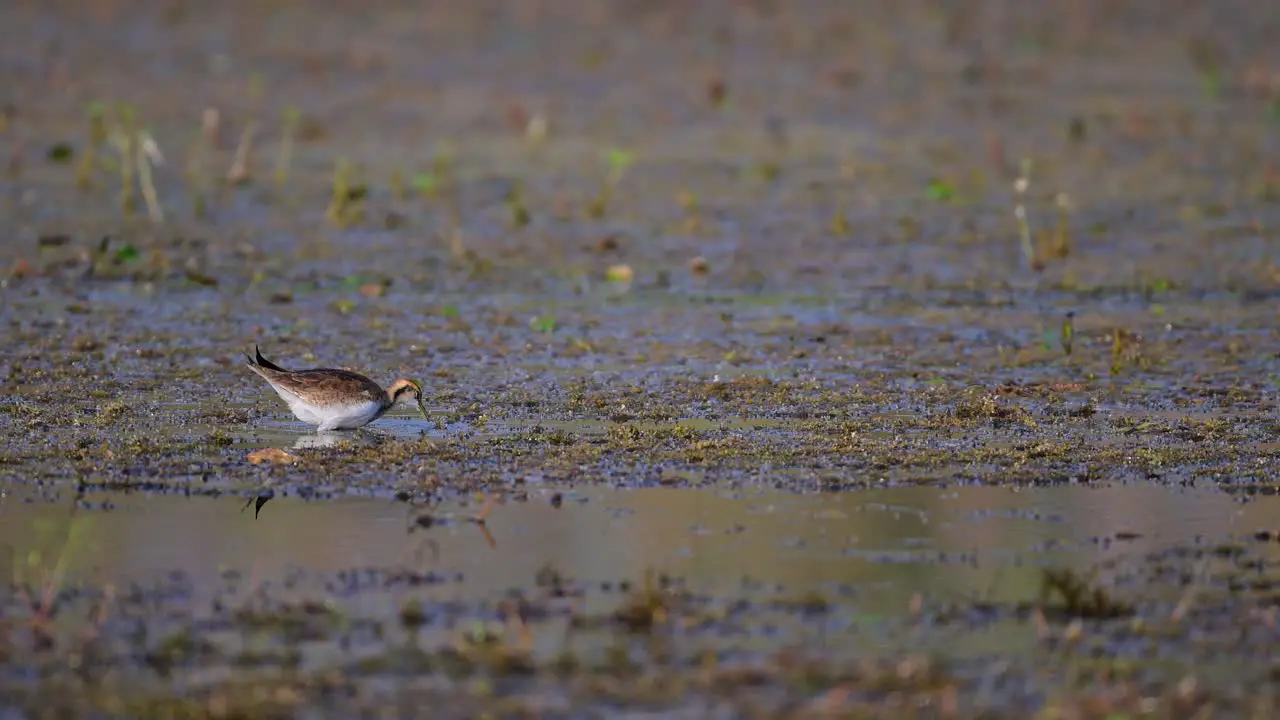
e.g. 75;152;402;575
246;347;386;406
274;369;386;405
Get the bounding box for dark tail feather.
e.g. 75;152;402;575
250;344;288;372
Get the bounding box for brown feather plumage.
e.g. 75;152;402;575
244;346;427;431
245;345;388;408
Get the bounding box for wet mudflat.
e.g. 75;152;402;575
3;0;1280;716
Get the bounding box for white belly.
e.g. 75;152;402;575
272;388;385;431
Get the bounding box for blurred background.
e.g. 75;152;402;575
2;0;1278;292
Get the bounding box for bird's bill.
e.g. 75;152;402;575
416;397;429;421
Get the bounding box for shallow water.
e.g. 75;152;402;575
6;479;1280;715
6;482;1277;630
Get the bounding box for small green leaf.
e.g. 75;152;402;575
47;143;75;163
113;244;140;263
755;162;781;181
510;203;530;228
530;315;557;333
411;172;438;195
926;178;954;201
607;148;634;173
1200;71;1223;98
440;305;461;319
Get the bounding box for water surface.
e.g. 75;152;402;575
6;482;1276;632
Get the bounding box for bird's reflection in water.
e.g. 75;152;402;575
242;490;502;551
242;492;273;518
406;494;500;550
292;430;383;450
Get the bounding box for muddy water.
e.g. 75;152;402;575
6;481;1280;716
5;483;1276;631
